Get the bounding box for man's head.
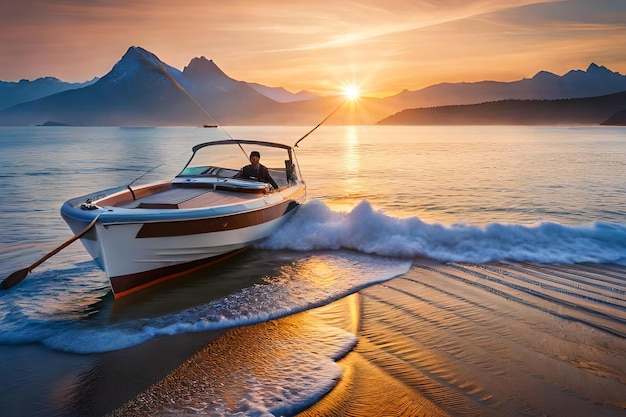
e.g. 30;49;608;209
249;151;260;164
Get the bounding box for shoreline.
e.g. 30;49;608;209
113;261;626;416
2;260;625;416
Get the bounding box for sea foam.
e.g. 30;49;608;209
0;252;410;353
259;199;626;265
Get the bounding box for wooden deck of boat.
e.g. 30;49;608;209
118;186;263;210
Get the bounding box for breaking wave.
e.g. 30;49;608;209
259;200;626;266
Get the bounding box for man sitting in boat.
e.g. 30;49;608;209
235;151;279;189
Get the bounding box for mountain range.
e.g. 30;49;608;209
378;90;626;125
1;46;625;126
0;77;98;110
383;63;626;109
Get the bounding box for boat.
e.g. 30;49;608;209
60;139;306;298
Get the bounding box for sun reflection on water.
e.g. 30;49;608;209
344;126;361;175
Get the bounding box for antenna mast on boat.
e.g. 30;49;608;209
126;163;164;200
294;98;347;148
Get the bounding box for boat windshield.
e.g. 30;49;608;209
178;141;296;184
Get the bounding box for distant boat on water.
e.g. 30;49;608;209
203;124;218;128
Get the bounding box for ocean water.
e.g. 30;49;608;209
0;125;625;416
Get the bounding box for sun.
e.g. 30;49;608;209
343;84;361;100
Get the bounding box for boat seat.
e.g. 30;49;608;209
130;188;210;209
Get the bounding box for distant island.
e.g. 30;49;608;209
378;91;626;126
37;121;71;127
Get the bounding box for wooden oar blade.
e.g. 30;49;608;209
0;215;100;292
0;268;30;289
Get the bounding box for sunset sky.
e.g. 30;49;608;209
1;0;625;97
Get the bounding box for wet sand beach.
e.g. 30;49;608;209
110;259;626;417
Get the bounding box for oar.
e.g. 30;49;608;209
0;215;100;290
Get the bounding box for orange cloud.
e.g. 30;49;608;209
0;0;623;97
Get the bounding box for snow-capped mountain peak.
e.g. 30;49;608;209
99;46;185;87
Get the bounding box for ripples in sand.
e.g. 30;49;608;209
113;260;626;416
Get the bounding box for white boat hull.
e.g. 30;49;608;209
61;138;306;298
62;191;302;297
98;210;294;296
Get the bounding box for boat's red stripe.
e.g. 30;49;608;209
111;248;247;298
135;199;300;238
